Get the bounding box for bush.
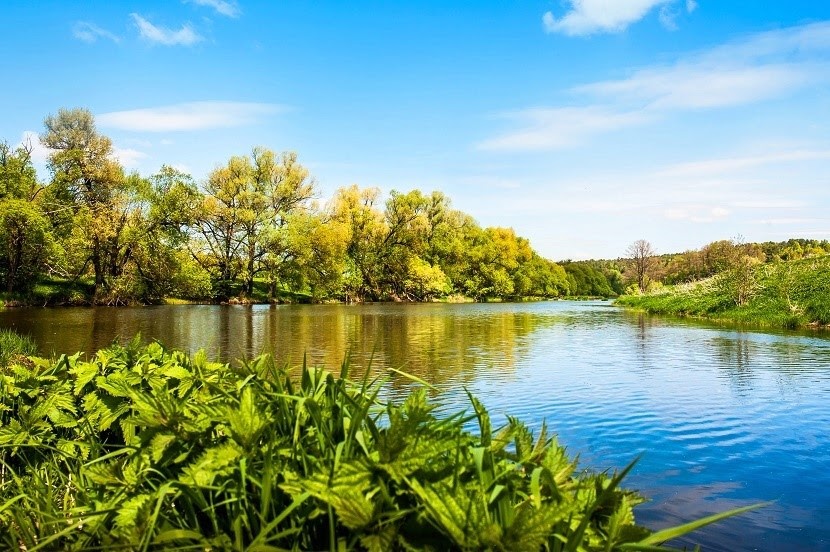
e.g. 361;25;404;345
0;340;759;550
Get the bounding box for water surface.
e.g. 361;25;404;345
2;301;829;551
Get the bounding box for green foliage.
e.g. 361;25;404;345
0;199;55;293
617;256;830;328
562;262;616;297
0;341;758;550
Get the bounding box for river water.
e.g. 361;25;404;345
2;301;828;551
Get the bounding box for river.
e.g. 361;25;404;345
1;301;828;551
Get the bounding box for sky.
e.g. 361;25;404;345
3;0;830;260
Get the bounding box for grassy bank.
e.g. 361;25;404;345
617;256;830;329
0;277;314;307
0;278;95;307
0;338;758;550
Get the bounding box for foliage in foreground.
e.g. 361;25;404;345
617;256;830;329
0;340;759;550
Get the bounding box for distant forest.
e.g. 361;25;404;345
2;107;827;305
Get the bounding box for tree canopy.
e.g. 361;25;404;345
0;108;586;304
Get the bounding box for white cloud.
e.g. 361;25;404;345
752;218;826;225
459;175;521;190
577;62;816;111
686;0;698;13
185;0;241;18
657;150;830;177
482;22;830;151
664;205;731;223
131;14;202;46
658;5;679;31
112;147;147;168
18;132;52;163
73;21;121;43
97;101;285;132
479;106;652;150
543;0;673;36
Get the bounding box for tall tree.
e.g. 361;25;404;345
41;108;124;296
0;140;40;200
194;149;316;298
626;239;655;292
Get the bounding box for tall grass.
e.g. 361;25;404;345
617;256;830;329
0;329;37;367
0;339;762;550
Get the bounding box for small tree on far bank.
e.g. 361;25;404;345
626;239;655;292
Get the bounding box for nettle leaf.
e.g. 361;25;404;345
503;501;579;552
113;492;153;540
180;441;243;487
161;362;191;381
96;372;142;399
70;360;99;396
83;390;130;432
226;386;269;448
542;438;577;486
149;432;179;463
359;525;397;552
283;461;376;530
29;386;76;423
0;419;26;446
408;479;492;547
85;460;124;486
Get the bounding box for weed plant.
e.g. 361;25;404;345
0;338;760;550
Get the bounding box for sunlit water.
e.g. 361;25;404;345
2;301;829;551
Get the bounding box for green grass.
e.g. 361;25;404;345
0;330;37;367
617;257;830;329
0;339;762;550
0;278;95;307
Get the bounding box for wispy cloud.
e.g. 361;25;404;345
479;106;652;150
73;21;121;44
751;218;826;225
113;147;147;168
131;14;202;46
664;205;731;223
18;132;52;163
482;22;830;151
185;0;241;18
542;0;695;36
97;101;286;132
657;150;830;177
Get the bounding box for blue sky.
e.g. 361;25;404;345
3;0;830;260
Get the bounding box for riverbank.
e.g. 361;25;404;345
1;278;578;308
616;256;830;329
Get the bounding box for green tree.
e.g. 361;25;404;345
193;149;315;299
328;185;386;301
0;200;54;293
0;140;40;200
41;108;124;296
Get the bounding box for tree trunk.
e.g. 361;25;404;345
92;236;104;297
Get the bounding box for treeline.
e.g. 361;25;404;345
0;108;593;304
651;238;830;286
